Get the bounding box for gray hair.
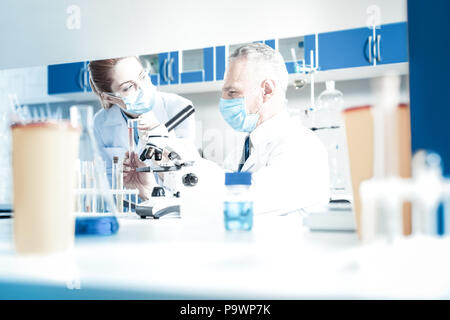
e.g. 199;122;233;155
229;42;288;93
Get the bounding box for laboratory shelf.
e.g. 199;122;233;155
291;62;409;84
27;62;409;104
158;62;409;95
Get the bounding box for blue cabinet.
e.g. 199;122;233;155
303;34;317;70
203;47;214;82
180;70;204;83
264;39;276;50
314;27;373;70
180;47;214;84
157;52;169;86
313;22;408;71
215;46;226;81
169;51;180;84
150;74;159;86
48;23;408;95
48;61;91;94
157;51;179;86
376;22;408;65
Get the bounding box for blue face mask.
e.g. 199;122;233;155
122;77;156;115
219;97;260;133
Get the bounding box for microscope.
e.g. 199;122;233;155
131;105;200;219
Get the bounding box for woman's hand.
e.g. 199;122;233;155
138;112;175;140
138;120;173;167
123;151;157;201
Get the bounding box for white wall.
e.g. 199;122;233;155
0;66;48;103
0;0;406;69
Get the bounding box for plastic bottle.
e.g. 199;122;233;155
223;172;253;231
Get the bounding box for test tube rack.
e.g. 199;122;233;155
74;188;140;216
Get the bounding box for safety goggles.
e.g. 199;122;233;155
102;70;148;99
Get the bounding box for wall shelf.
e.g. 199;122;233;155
23;62;408;105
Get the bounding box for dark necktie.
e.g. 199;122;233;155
238;135;250;172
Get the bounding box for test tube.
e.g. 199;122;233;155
74;159;81;213
128;190;131;213
128;119;139;156
81;161;96;213
290;47;299;73
112;156;124;213
97;160;107;213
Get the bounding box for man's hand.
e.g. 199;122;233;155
123;151;157;200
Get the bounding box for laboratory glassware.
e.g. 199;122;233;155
317;81;344;128
70;105;118;216
112;156;124;213
317;81;346;193
128;118;139;156
224;172;253;231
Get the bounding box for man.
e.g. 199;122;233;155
219;43;330;213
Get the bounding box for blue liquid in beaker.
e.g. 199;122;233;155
224;201;253;231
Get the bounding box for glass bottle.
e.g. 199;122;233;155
317;81;347;193
223;172;253;231
317;80;344;128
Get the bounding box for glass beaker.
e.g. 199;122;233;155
70;105;117;215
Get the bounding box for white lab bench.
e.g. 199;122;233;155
0;211;450;299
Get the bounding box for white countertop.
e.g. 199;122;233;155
1;211;450;299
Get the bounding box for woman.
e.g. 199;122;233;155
88;56;195;199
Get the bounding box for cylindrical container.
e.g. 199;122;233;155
112;156;124;213
343;103;412;240
11;121;80;254
128;119;139;156
342;106;374;240
223;172;253;231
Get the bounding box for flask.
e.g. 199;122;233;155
70;105;119;235
317;80;344;128
317;81;346;192
223;172;253;231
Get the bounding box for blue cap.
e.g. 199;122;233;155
225;172;252;185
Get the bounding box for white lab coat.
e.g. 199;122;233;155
93;91;196;181
223;110;330;214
